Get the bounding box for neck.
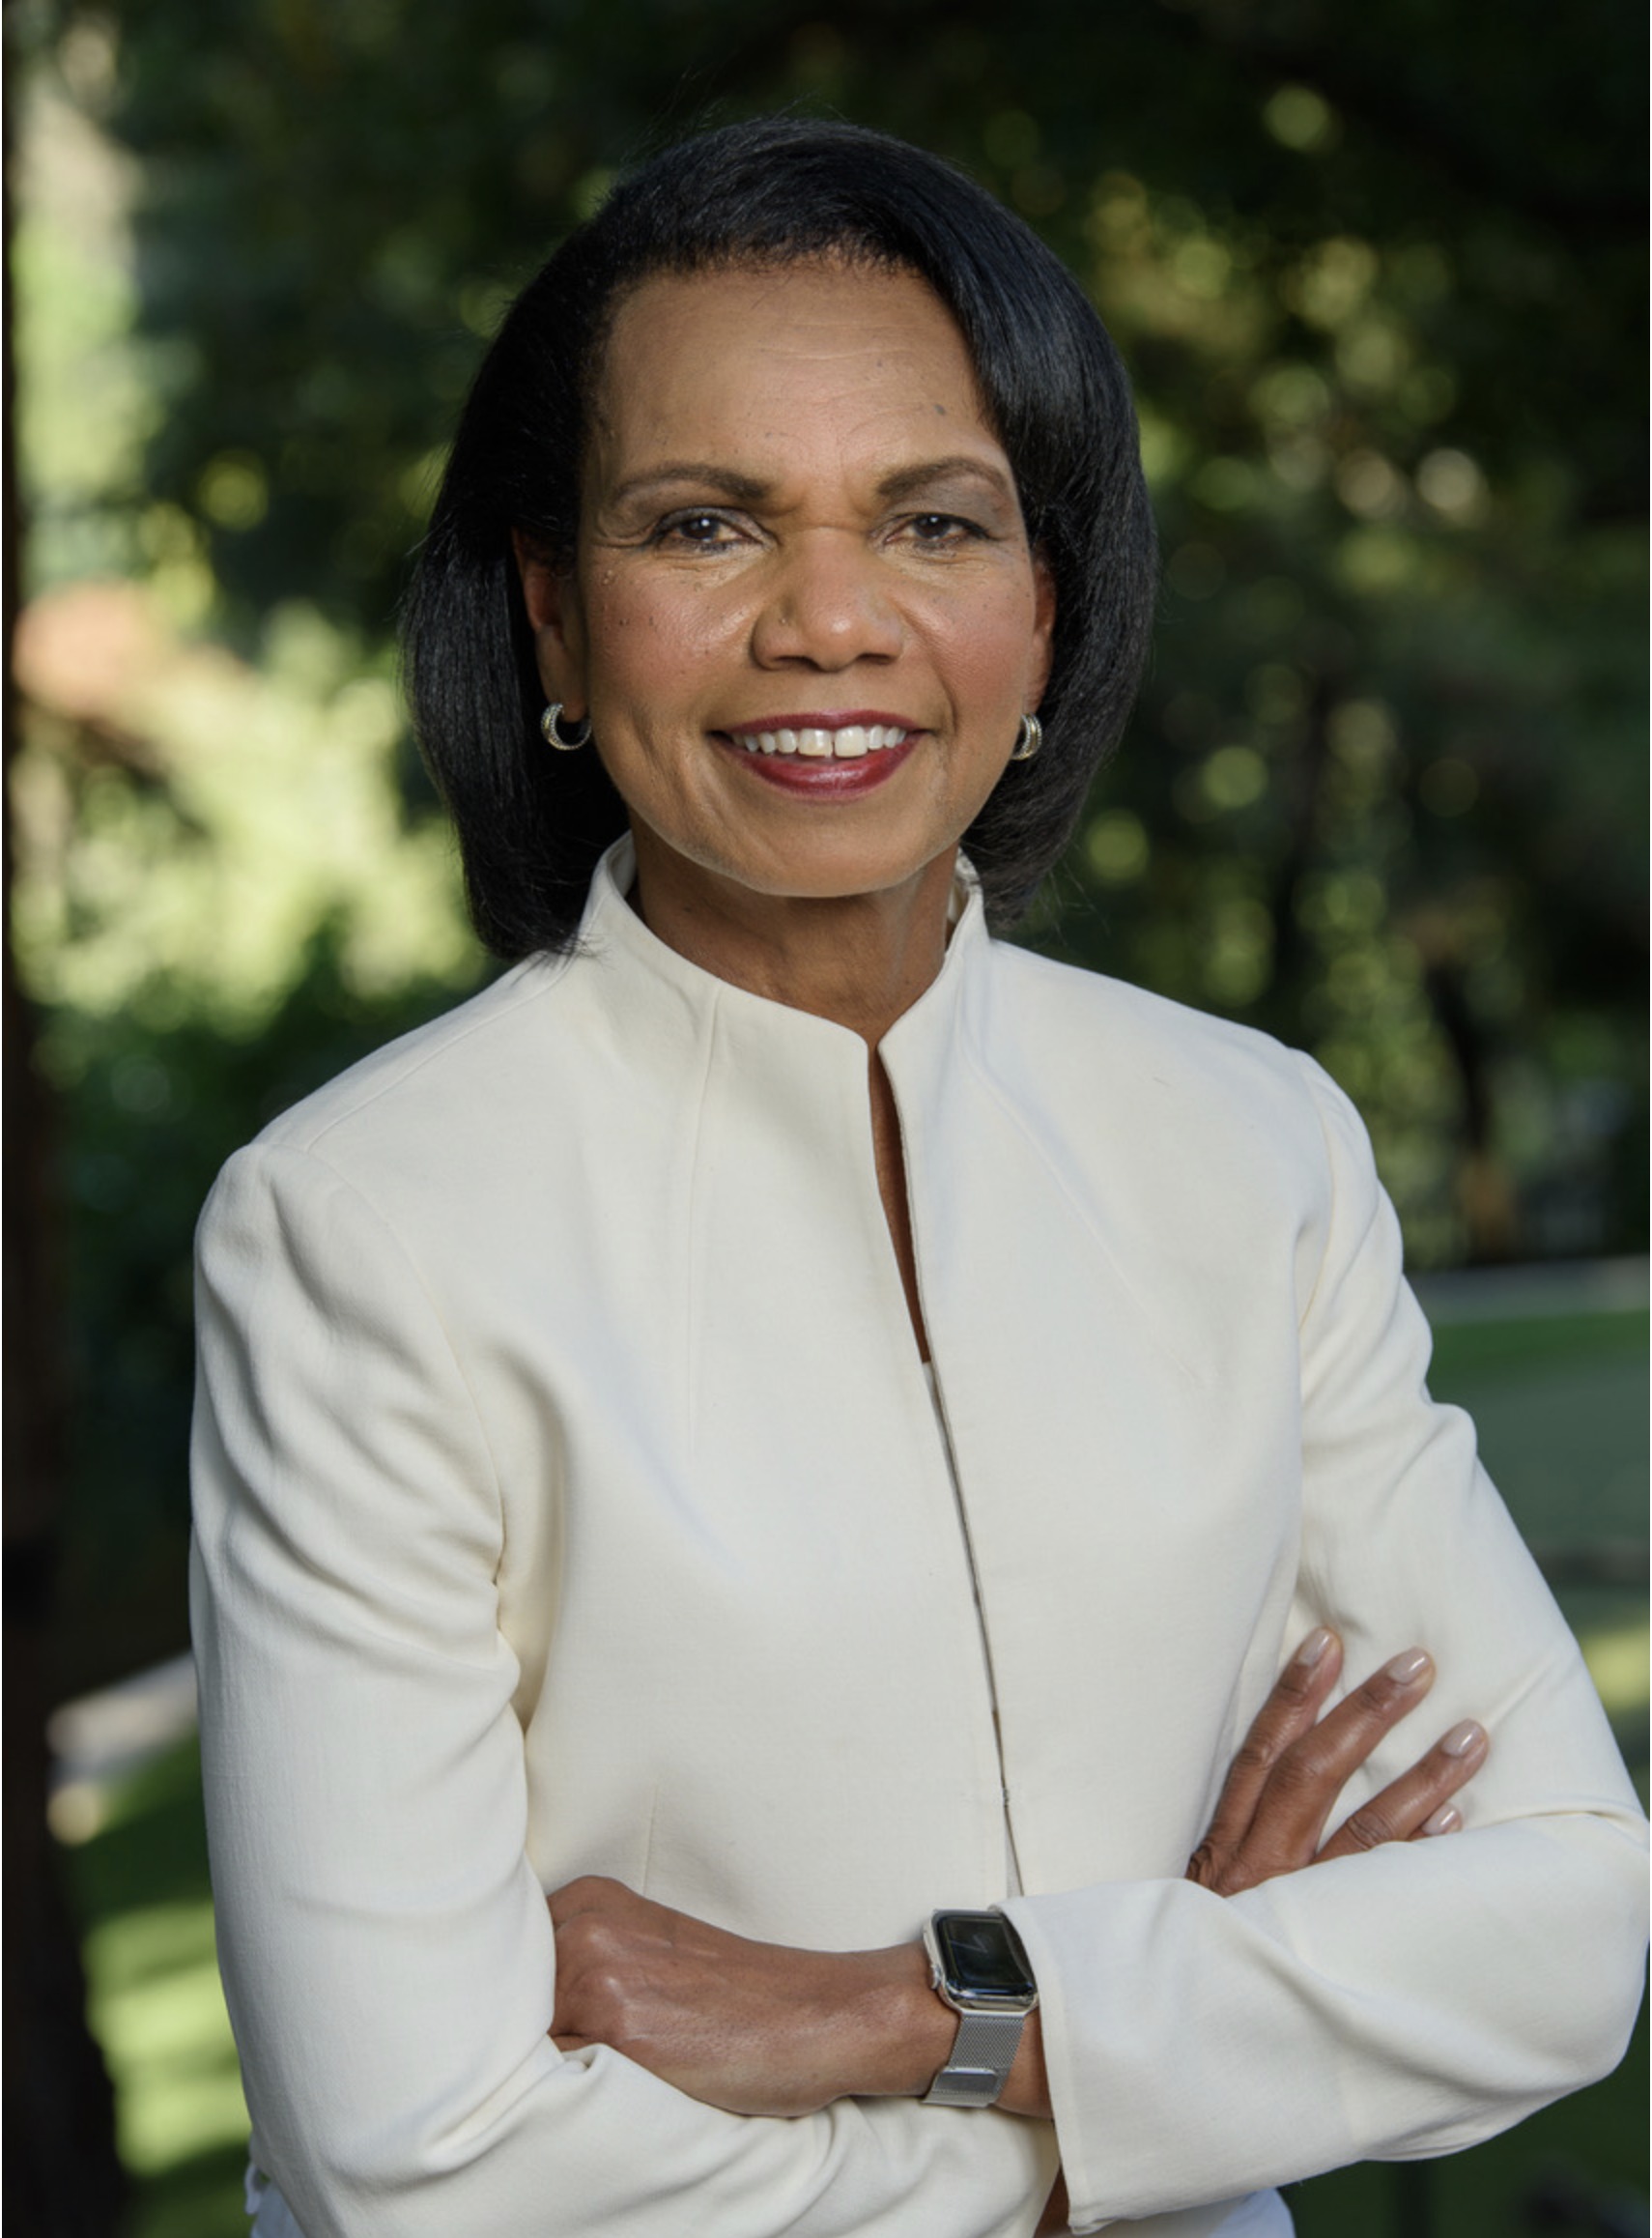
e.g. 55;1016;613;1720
627;835;958;1047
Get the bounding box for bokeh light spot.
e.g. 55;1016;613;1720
1417;447;1490;522
1172;236;1231;300
1085;809;1150;884
1328;699;1399;770
196;454;268;532
1263;84;1341;155
1192;456;1257;512
1420;757;1481;816
1335;449;1409;519
1202;745;1269;812
1288;238;1378;329
1246;662;1308;723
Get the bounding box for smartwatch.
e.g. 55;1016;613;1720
922;1908;1039;2107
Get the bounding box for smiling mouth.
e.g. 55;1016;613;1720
726;724;910;760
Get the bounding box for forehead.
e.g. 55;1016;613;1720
586;259;1000;469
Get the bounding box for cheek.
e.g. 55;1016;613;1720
934;584;1045;714
584;576;733;706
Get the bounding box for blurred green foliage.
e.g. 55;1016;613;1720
9;1;1646;1680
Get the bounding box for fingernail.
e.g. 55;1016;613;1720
1421;1804;1462;1836
1295;1626;1335;1668
1441;1719;1486;1758
1382;1649;1432;1685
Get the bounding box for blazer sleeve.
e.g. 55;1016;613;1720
190;1142;1056;2238
1001;1057;1648;2235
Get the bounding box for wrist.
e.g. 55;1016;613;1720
921;1908;1043;2111
808;1936;1051;2112
832;1941;956;2098
995;2008;1050;2119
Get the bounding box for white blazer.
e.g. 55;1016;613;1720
190;839;1646;2238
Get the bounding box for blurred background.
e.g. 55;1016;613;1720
3;0;1645;2232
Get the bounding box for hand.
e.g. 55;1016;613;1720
1186;1626;1488;1897
547;1876;953;2115
550;1873;1055;2123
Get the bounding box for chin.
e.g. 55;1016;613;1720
741;848;955;906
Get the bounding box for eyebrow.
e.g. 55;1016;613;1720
875;456;1017;506
606;455;1018;510
608;464;771;509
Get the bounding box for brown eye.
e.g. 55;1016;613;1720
906;513;981;545
656;511;741;549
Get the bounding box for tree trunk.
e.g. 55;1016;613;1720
2;50;128;2231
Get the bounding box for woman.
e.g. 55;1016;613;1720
190;119;1646;2238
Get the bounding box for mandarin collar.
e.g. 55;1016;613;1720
575;835;990;1069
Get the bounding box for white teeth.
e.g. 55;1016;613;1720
730;724;907;759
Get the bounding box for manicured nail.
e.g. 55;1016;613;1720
1421;1804;1462;1836
1295;1626;1335;1668
1441;1720;1486;1758
1382;1649;1432;1685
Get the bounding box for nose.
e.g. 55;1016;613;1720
749;531;904;670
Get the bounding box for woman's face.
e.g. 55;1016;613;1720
518;258;1054;918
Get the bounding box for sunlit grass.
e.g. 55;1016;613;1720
1581;1621;1651;1717
84;1902;246;2176
64;1738;250;2235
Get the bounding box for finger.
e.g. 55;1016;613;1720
1317;1719;1489;1860
1243;1648;1438;1864
547;1874;631;1929
1198;1628;1344;1856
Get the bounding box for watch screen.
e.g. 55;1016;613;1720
935;1912;1037;1998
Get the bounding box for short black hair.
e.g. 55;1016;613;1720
403;115;1156;957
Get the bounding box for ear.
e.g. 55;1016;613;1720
1027;553;1057;711
511;531;589;716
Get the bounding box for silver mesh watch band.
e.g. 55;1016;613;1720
923;2009;1030;2107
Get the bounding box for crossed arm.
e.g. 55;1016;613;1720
548;1625;1488;2123
195;1135;1645;2237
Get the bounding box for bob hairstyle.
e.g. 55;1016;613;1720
403;115;1157;957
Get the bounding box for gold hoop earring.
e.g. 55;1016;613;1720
541;703;592;752
1010;713;1042;762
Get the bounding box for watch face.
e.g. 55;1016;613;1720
932;1911;1037;2002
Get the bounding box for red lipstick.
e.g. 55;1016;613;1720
715;732;918;798
712;713;921;800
